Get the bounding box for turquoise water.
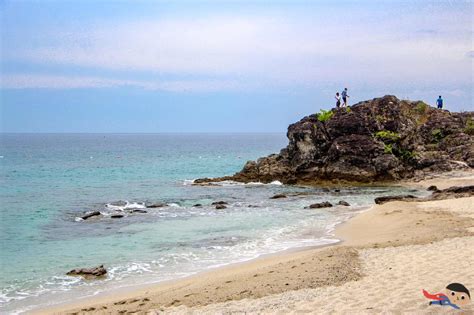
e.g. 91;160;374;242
0;133;423;313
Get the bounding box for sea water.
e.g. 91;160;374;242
0;133;424;313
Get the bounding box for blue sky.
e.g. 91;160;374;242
1;0;473;133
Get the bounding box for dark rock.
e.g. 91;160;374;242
306;201;333;209
215;204;227;210
193;204;203;207
211;201;228;205
111;214;124;218
147;203;167;208
427;185;439;191
337;200;350;206
130;209;147;214
248;205;259;208
374;195;418;204
194;96;473;184
430;185;474;200
81;211;101;220
270;194;287;199
67;265;107;279
334;189;341;193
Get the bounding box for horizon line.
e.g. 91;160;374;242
0;131;286;135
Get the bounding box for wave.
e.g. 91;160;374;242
183;179;283;186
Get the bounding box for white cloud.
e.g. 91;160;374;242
0;74;243;92
3;3;473;91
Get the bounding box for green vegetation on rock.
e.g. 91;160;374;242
317;109;334;122
375;115;385;123
415;101;429;115
383;143;393;154
375;130;401;142
431;128;444;142
465;118;474;135
398;148;417;160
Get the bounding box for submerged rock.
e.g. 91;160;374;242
147;203;167;208
270;194;287;199
195;96;473;184
81;211;101;220
306;201;333;209
111;214;124;219
66;265;107;279
374;195;418;204
337;200;350;206
211;201;228;205
193;204;203;207
215;204;227;210
130;209;147;214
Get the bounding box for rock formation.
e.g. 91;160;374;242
195;96;473;184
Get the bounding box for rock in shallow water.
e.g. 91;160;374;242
66;265;107;279
211;201;228;205
270;194;287;199
130;209;147;214
427;185;439;191
215;204;227;210
146;203;167;208
337;200;350;206
81;211;101;220
374;195;418;204
306;201;333;209
111;214;124;219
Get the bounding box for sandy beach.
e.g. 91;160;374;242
37;172;474;314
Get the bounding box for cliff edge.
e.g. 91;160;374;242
196;95;474;184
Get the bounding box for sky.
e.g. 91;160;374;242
1;0;473;133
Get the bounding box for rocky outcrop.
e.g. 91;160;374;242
196;96;473;184
66;265;107;279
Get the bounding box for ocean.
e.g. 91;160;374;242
0;133;424;313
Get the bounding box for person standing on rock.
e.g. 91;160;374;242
341;88;349;107
335;92;341;109
437;95;443;109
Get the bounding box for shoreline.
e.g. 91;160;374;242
34;171;474;314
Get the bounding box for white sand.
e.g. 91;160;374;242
162;236;474;314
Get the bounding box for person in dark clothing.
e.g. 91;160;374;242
335;92;341;108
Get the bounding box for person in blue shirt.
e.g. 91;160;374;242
341;88;349;107
436;95;443;109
